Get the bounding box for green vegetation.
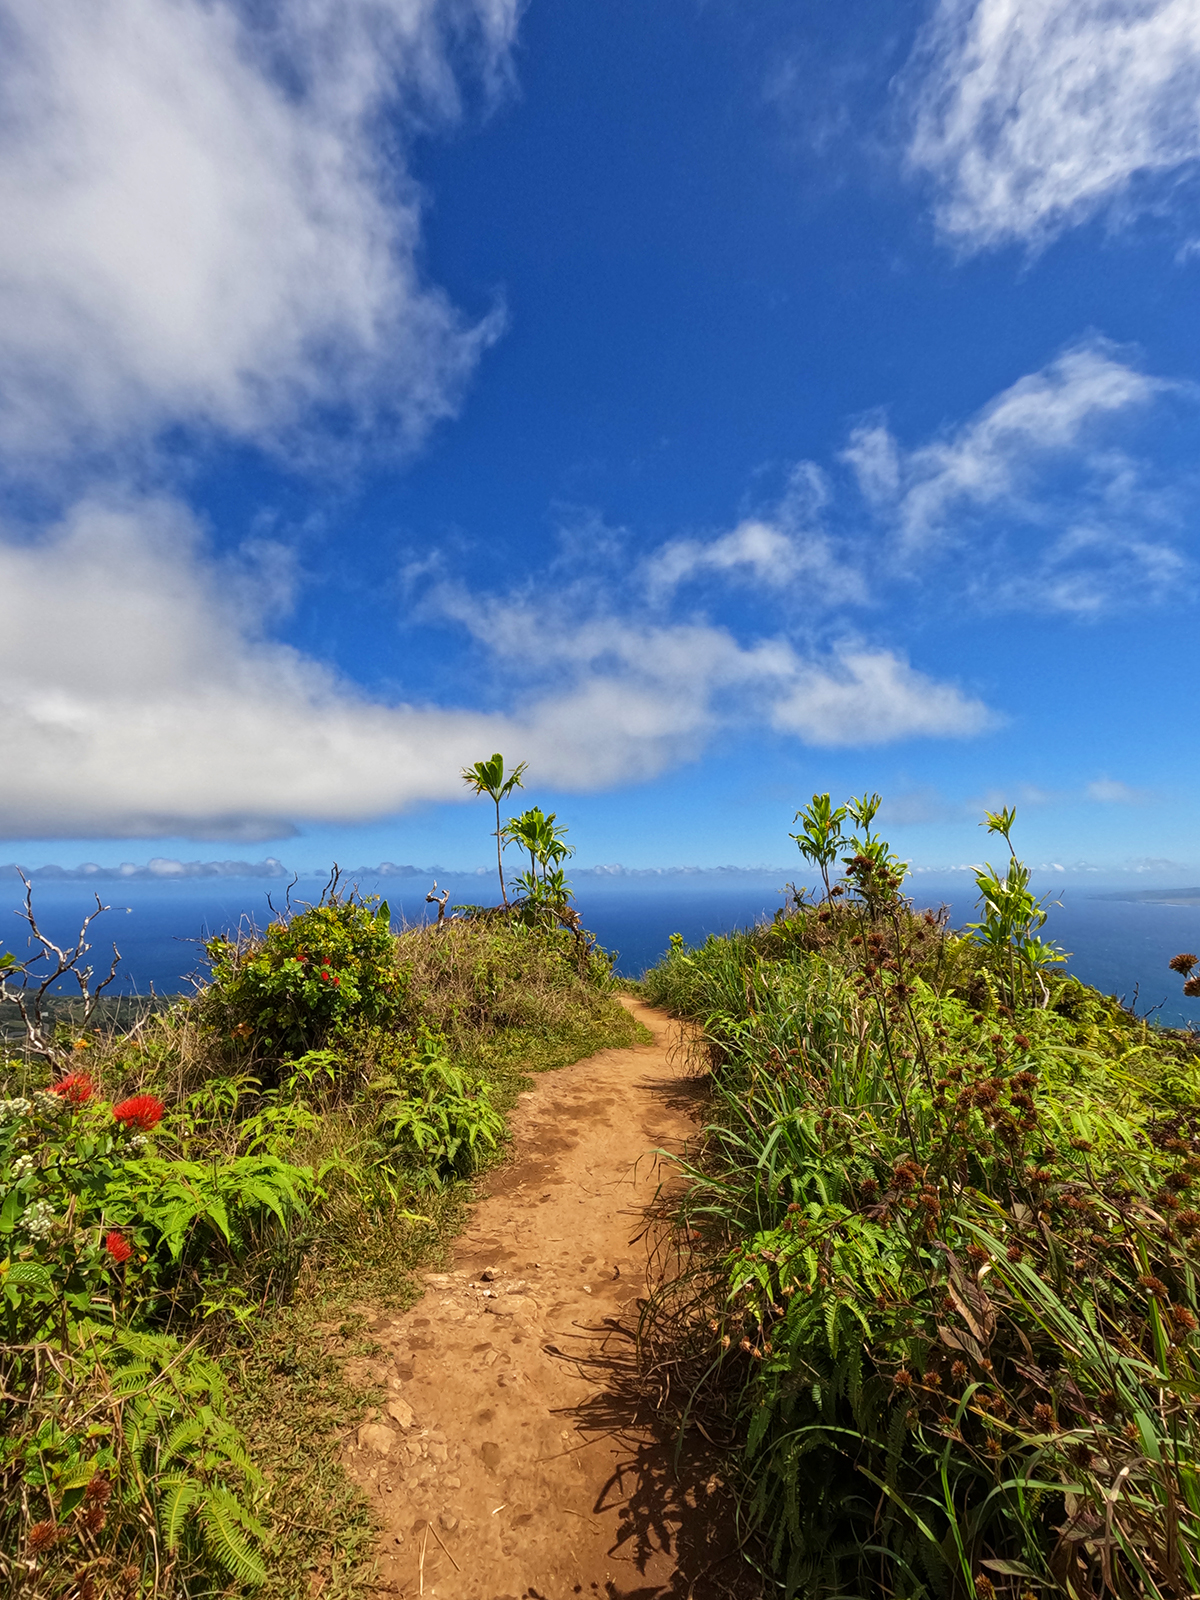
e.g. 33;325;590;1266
644;798;1200;1600
1;765;637;1599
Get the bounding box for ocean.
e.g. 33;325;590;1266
4;870;1200;1030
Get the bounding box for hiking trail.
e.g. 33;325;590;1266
337;996;749;1600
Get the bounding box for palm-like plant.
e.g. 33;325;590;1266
460;753;527;907
502;806;574;907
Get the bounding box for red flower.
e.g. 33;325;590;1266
112;1094;164;1131
104;1231;132;1264
51;1072;94;1104
332;974;341;986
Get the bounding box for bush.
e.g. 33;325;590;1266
2;894;637;1596
643;808;1200;1600
202;897;403;1066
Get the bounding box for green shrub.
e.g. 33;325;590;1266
202;897;403;1065
368;1030;507;1190
644;802;1200;1600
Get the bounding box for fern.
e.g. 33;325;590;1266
200;1485;269;1586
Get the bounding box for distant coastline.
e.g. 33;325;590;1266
1095;886;1200;905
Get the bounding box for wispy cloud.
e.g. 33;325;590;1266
902;0;1200;252
0;0;517;472
843;342;1174;550
1086;778;1153;805
840;339;1191;611
641;463;866;606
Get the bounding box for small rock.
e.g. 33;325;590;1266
439;1513;458;1532
444;1475;461;1488
427;1440;449;1463
386;1398;415;1430
357;1422;398;1455
480;1267;499;1281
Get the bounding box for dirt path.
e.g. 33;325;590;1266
339;997;748;1600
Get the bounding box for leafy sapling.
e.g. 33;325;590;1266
790;793;847;901
460;753;528;908
967;806;1065;1007
502;806;575;910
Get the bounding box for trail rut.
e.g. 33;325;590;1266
338;997;749;1600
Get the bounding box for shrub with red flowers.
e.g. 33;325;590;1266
112;1093;164;1131
202;892;404;1070
51;1071;94;1104
104;1229;132;1263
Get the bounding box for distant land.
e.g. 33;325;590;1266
1096;887;1200;905
0;859;789;884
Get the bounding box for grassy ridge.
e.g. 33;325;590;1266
643;871;1200;1598
2;899;639;1599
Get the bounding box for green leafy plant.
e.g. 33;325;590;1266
967;806;1066;1008
203;894;402;1067
370;1033;505;1189
502;804;576;921
790;793;847;901
643;796;1200;1600
461;752;528;907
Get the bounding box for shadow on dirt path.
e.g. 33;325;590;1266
338;997;758;1600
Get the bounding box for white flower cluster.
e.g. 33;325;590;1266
0;1097;32;1121
11;1153;34;1179
20;1198;55;1240
33;1090;66;1114
127;1134;148;1153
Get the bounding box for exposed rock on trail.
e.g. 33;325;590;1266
340;997;749;1599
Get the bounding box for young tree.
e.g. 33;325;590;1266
460;753;527;907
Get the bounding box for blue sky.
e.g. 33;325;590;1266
1;0;1199;877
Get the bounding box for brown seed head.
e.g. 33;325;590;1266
1169;953;1198;975
27;1520;57;1552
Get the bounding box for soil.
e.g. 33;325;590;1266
338;997;755;1600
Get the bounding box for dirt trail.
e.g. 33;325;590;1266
339;997;747;1600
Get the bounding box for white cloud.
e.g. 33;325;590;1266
904;0;1200;251
770;645;994;745
0;494;991;838
440;586;994;757
1086;777;1151;803
641;461;866;605
844;341;1172;550
838;339;1191;611
0;0;517;469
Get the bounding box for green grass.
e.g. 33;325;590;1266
641;901;1200;1600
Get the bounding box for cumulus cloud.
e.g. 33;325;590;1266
0;0;517;469
0;494;990;838
769;645;994;745
440;587;993;757
642;462;867;606
903;0;1200;251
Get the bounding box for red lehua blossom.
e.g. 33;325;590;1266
105;1231;133;1264
51;1071;94;1104
332;974;341;986
112;1093;164;1131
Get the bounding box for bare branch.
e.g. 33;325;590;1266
0;870;124;1067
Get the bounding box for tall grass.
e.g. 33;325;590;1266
643;895;1200;1600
